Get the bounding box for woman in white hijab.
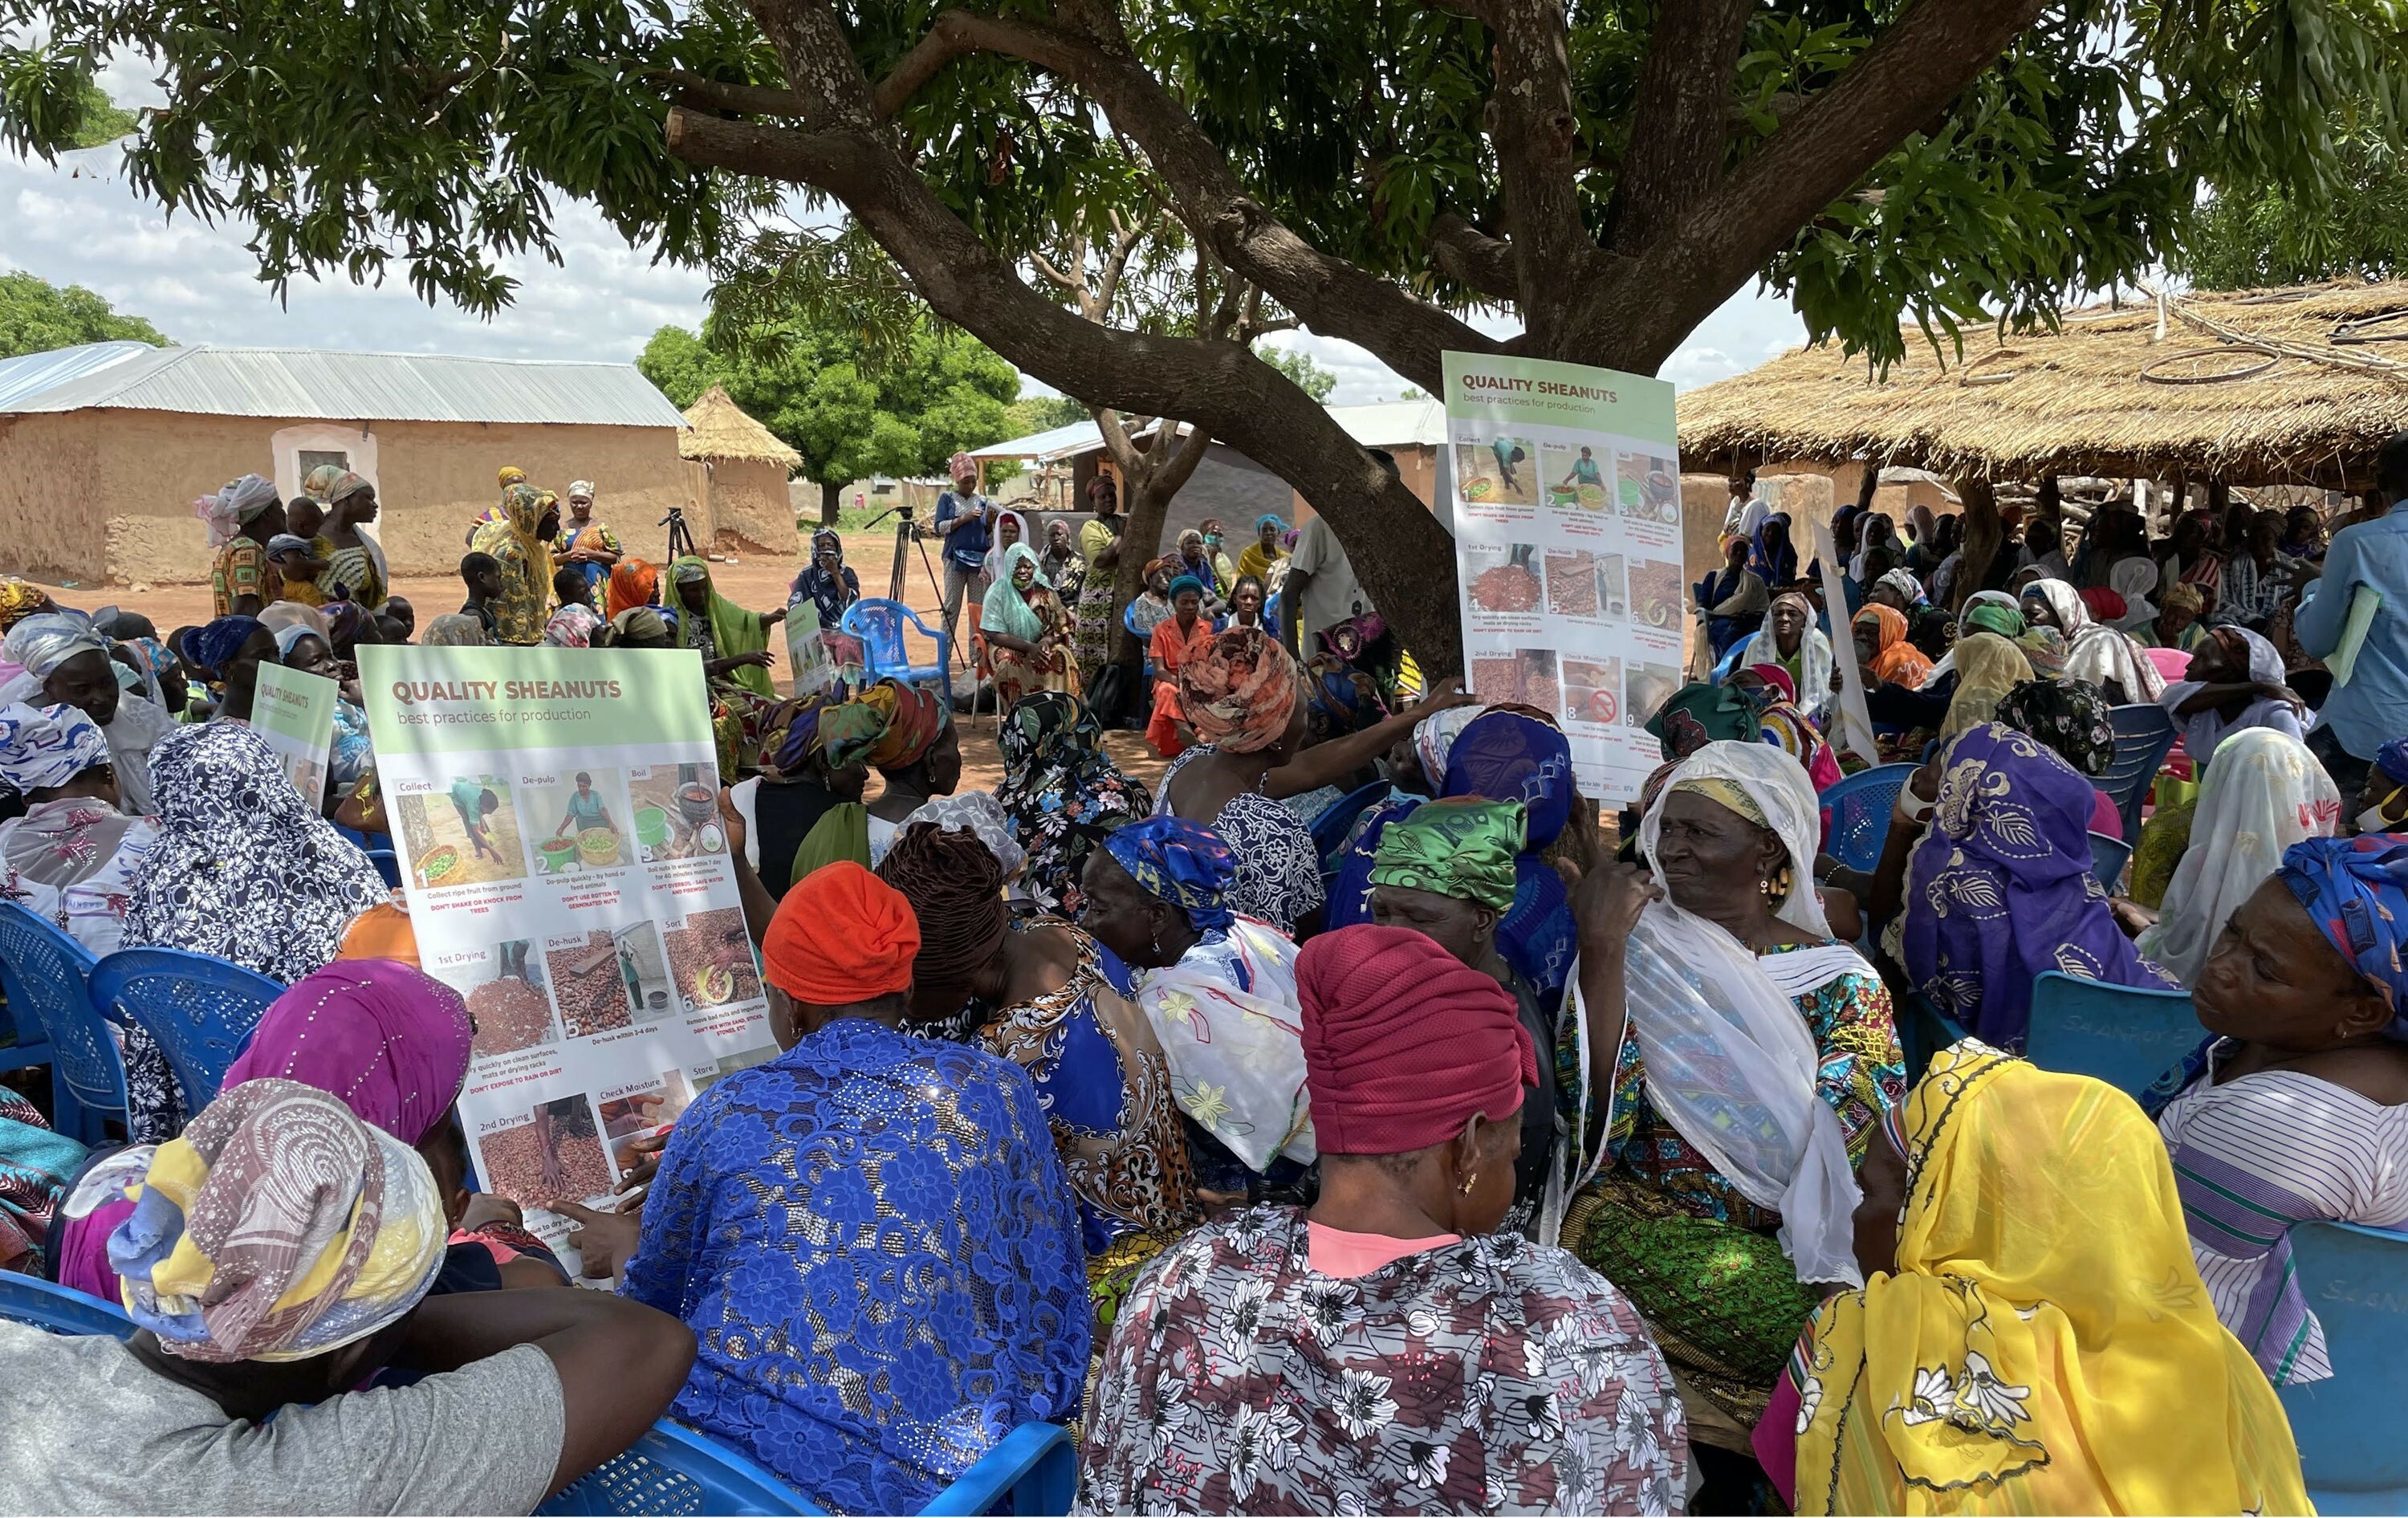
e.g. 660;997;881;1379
1556;739;1902;1443
0;611;174;816
2109;554;2161;637
2133;728;2341;984
1736;592;1834;717
2023;577;2166;702
2158;623;2307;767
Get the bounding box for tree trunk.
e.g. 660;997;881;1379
1109;471;1177;668
1855;463;1880;513
820;477;842;529
1953;475;1999;612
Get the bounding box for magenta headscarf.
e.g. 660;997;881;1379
52;961;472;1302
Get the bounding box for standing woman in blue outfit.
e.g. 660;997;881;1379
619;861;1089;1515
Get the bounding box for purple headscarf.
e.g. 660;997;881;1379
1442;710;1578;1007
1902;721;2181;1048
222;961;475;1145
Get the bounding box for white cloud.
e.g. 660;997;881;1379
5;135;1812;401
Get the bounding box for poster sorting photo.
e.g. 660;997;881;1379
251;663;338;807
1443;352;1683;802
356;645;777;1268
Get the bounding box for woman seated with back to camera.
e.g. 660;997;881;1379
1078;924;1687;1516
2142;835;2408;1387
620;861;1089;1513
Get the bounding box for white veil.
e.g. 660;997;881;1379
1547;740;1862;1284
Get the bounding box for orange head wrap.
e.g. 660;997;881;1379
762;861;921;1007
606;559;661;620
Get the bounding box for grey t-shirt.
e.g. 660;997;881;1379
0;1325;566;1516
1287;515;1370;645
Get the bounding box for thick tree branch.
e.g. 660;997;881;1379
1605;0;1751;249
1471;0;1598;345
1428;213;1518;299
855;2;1497;390
1562;0;2050;372
652;67;812;119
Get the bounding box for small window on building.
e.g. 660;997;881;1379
298;450;349;479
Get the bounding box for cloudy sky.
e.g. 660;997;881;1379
4;63;1805;404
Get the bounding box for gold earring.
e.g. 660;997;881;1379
1458;1172;1478;1194
1763;863;1793;904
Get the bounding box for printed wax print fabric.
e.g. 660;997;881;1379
619;1016;1091;1516
995;693;1153;916
1077;1206;1687;1516
1155;745;1326;935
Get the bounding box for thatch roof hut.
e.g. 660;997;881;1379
677;385;799;554
1680;281;2408;490
678;385;802;470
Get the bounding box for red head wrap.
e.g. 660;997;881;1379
762;861;921;1005
1296;925;1536;1155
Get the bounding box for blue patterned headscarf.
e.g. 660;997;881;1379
2280;835;2408;1030
181;616;264;678
0;701;109;792
1104;815;1236;930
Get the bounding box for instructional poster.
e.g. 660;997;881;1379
785;602;840;698
252;662;338;807
356;645;776;1262
1445;352;1682;803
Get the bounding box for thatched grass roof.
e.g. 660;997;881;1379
678;385;800;470
1679;281;2408;490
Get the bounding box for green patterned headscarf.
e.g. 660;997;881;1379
1368;798;1525;911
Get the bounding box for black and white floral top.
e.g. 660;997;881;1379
1157;747;1326;934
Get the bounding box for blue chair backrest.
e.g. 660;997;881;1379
88;948;284;1117
2101;702;2177;840
1309;782;1396;864
840;599;910;667
364;849;401;889
1820;763;1918;873
2023;970;2201;1099
536;1420;822;1516
0;1272;136;1341
2280;1221;2408;1514
2087;829;2133;893
533;1418;1074;1518
0;901;124;1133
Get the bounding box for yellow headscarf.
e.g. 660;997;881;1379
1793;1041;2308;1515
469;484;553;644
1938;633;2036;741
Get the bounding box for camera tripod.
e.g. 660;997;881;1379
862;499;985;716
660;505;701;564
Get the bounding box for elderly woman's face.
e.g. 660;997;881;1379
1651;788;1789;919
43;649;120;727
1867;583;1908;611
1000;517;1021;548
1147;568;1170;595
1079;849;1173;967
2020;590;2059;630
2195;877;2393;1051
1013;558;1036;591
1770;600;1808;648
1852;624;1881;670
815;542;840;570
1369;883;1489;967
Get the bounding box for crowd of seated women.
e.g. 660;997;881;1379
3;483;2406;1517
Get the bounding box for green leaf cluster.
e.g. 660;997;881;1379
0;271;169;360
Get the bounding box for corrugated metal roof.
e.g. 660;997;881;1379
1327;398;1446;448
1;344;688;428
0;341;157;412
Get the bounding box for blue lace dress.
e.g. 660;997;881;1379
620;1017;1091;1513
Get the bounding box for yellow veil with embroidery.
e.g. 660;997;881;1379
1793;1041;2309;1515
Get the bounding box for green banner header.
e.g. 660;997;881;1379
357;645;716;759
1441;350;1676;439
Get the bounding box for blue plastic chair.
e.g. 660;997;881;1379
1820;763;1918;873
2279;1221;2408;1514
2100;702;2177;840
1896;991;1971;1085
0;902;124;1144
1121;600;1157;686
363;844;401;889
2023;970;2201;1099
1310;781;1397;866
2087;829;2133;893
0;1272;136;1341
88;948;283;1118
840;599;953;707
535;1418;1074;1518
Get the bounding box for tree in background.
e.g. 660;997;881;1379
637;319;1017;527
0;271;168;360
1259;346;1335;404
1004;394;1091;437
10;0;2404;666
2178;120;2408;291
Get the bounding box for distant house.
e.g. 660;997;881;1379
0;341;691;585
967;398;1452;557
679;385;800;555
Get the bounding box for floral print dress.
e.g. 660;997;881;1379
1079;1207;1687;1515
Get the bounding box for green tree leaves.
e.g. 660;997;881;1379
0;271;169;360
